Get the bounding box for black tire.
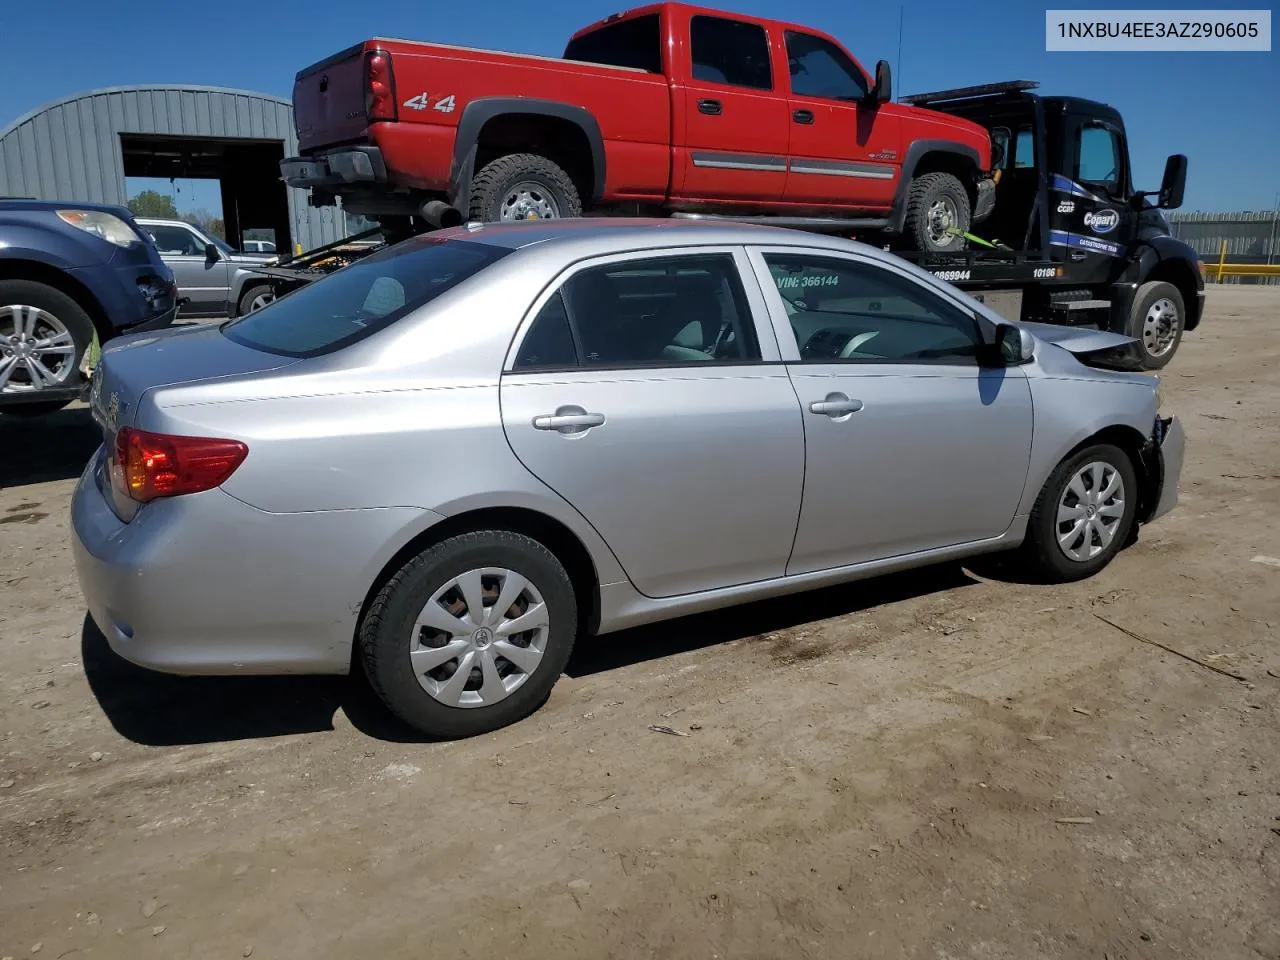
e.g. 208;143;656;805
359;530;578;739
0;279;94;402
1022;443;1138;583
236;283;274;317
469;153;582;223
1126;280;1184;370
903;172;971;253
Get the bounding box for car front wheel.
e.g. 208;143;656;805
1022;444;1138;582
360;530;578;739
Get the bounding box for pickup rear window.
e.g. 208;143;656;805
221;238;509;358
564;14;661;73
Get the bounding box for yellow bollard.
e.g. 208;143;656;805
1216;239;1227;283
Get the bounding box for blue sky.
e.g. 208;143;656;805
2;0;1276;213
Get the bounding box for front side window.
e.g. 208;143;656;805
784;31;868;101
145;224;204;256
512;253;761;369
762;254;982;364
223;237;509;358
1076;123;1122;191
690;15;772;90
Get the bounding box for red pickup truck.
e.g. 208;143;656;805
281;3;994;252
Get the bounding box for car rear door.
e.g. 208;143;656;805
781;30;901;208
747;246;1033;574
499;247;804;598
672;12;789;203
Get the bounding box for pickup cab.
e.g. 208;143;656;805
281;2;994;252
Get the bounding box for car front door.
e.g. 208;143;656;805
747;247;1033;575
674;12;789;204
143;223;230;317
781;30;901;209
499;248;804;598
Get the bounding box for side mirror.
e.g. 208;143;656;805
992;323;1034;365
204;243;221;262
872;59;892;103
1157;154;1187;210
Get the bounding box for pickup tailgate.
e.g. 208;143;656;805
294;43;370;153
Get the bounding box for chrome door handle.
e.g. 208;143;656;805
809;395;864;417
532;411;605;433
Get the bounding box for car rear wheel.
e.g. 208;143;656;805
360;530;578;739
1022;443;1138;582
0;280;94;414
469;153;582;223
903;172;971;253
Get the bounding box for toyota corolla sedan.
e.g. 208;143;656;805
72;220;1185;739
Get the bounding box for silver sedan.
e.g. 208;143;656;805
72;220;1185;739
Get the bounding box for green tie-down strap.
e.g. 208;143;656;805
946;225;1012;251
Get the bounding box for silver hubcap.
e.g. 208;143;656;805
250;293;274;312
1056;461;1126;562
1142;297;1180;357
0;305;76;394
410;568;549;708
499;182;560;221
926;198;959;246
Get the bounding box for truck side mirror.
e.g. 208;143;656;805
872;59;892;103
1158;154;1187;210
205;243;221;263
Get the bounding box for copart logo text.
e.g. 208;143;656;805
1083;209;1120;234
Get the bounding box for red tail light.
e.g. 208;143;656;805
365;48;397;122
112;427;248;504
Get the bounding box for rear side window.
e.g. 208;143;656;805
222;238;509;358
563;14;661;73
690;16;772;90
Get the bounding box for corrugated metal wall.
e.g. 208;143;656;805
1169;210;1280;285
0;85;352;252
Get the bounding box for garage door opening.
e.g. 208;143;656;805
120;134;290;253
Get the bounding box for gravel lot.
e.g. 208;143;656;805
2;285;1278;960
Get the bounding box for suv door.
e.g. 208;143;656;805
142;223;231;317
499;248;804;598
781;30;901;209
747;247;1033;574
675;12;789;203
1049;115;1137;283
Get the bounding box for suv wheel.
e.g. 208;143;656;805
0;280;94;414
360;530;578;739
469;153;582;223
903;172;971;253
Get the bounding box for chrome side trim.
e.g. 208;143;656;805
789;157;896;180
691;151;787;173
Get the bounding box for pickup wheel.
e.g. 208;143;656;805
469;153;581;223
904;172;971;253
1126;280;1184;370
0;280;93;412
237;283;275;317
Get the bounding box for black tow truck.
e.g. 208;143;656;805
263;80;1204;369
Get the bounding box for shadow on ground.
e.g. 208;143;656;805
1;405;100;488
81;563;978;747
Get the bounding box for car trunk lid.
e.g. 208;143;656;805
293;42;374;153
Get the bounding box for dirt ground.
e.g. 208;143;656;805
1;285;1278;960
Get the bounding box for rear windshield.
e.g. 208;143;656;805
221;237;509;358
564;14;662;73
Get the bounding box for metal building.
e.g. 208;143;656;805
0;84;355;253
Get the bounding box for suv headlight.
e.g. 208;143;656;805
57;209;141;248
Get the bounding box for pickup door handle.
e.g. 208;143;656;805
793;109;814;124
697;98;722;116
808;395;864;417
532;411;606;434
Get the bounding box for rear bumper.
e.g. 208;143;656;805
281;146;387;188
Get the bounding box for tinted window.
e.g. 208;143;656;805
690;16;772;90
1076;123;1121;190
146;224;203;256
563;14;661;73
515;292;578;369
762;254;981;364
785;31;868;100
551;254;761;367
223;237;509;358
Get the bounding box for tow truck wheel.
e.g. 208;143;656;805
1127;281;1184;370
903;172;971;254
469;154;581;224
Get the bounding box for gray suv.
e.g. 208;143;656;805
135;218;276;319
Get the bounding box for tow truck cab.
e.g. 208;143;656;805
902;81;1204;368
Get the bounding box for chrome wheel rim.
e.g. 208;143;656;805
0;305;76;394
499;182;560;221
1142;297;1180;358
1056;461;1126;562
410;567;549;708
926;197;959;246
249;292;274;312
